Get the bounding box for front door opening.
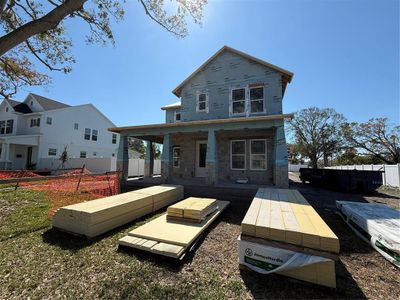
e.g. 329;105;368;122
26;147;33;169
195;141;207;177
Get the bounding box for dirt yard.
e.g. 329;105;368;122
0;176;399;299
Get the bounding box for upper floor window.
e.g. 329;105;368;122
30;118;40;127
196;92;209;113
74;123;79;130
46;117;52;125
92;129;98;141
0;119;13;134
174;111;181;122
84;128;91;140
231;88;246;115
250;86;264;113
48;148;57;156
5;107;8;112
112;133;117;144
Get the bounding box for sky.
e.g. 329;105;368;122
12;0;400;127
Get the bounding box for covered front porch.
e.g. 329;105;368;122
0;135;40;170
110;115;291;188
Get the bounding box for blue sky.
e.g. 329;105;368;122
14;0;399;127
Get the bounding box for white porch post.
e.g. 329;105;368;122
116;134;129;180
0;143;10;170
206;129;218;185
144;140;154;178
161;133;172;182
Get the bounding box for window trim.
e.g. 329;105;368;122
91;129;98;141
250;139;267;171
5;119;13;134
230;87;247;116
174;110;181;122
230;140;246;170
249;85;265;114
46;117;52;125
112;133;117;144
196;91;209;113
30;117;40;127
74;123;79;130
84;128;91;140
172;146;181;168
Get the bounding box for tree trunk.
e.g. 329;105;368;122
323;154;329;167
0;0;86;56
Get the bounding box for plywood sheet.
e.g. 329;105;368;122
128;200;229;246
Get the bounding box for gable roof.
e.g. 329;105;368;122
2;99;33;114
172;45;294;97
29;93;70;111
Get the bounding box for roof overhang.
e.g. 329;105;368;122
109;114;293;138
172;46;294;97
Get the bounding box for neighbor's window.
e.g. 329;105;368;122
48;148;57;156
74;123;79;130
250;86;264;113
84;128;91;140
5;119;13;134
173;146;181;168
231;140;246;170
251;140;267;170
5;107;8;112
0;121;5;134
231;88;246;115
196;92;208;112
46;117;52;125
112;133;117;144
92;129;98;141
174;111;181;122
80;151;87;158
30;118;40;127
93;152;97;156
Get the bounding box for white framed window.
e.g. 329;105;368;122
249;86;265;113
30;118;40;127
46;117;52;125
250;139;267;170
92;129;98;141
230;88;246;115
231;140;246;170
74;123;79;130
196;92;209;113
112;133;117;144
0;121;5;134
84;128;91;140
5;119;13;134
48;148;57;156
173;146;181;168
174;111;181;122
80;151;87;158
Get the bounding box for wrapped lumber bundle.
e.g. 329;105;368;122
239;188;339;288
336;201;400;268
52;184;184;238
167;197;218;223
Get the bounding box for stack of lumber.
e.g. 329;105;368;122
52;184;183;238
167;197;218;222
239;188;339;288
118;198;229;259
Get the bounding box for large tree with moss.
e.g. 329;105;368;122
0;0;207;98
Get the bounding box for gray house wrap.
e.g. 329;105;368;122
111;46;293;187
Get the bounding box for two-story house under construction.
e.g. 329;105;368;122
110;46;293;187
0;93;119;170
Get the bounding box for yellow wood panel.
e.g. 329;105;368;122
241;198;262;236
128;200;229;246
255;199;271;239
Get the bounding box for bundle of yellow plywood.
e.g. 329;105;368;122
52;185;184;238
239;188;339;288
118;198;229;259
167;197;218;222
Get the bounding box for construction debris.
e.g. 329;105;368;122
239;188;339;288
118;198;229;259
336;201;400;268
52;184;184;238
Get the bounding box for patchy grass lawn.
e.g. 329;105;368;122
0;182;399;299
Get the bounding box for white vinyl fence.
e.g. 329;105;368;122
288;164;309;172
38;157;161;176
326;164;400;188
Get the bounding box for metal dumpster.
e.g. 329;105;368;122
299;168;383;193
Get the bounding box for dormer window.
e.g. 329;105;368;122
196;92;209;113
174;111;181;122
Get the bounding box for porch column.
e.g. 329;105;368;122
206;129;218;185
273;124;289;188
0;143;10;170
144;141;154;178
116;134;129;180
161;133;172;182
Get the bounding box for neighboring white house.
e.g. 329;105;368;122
0;93;119;170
